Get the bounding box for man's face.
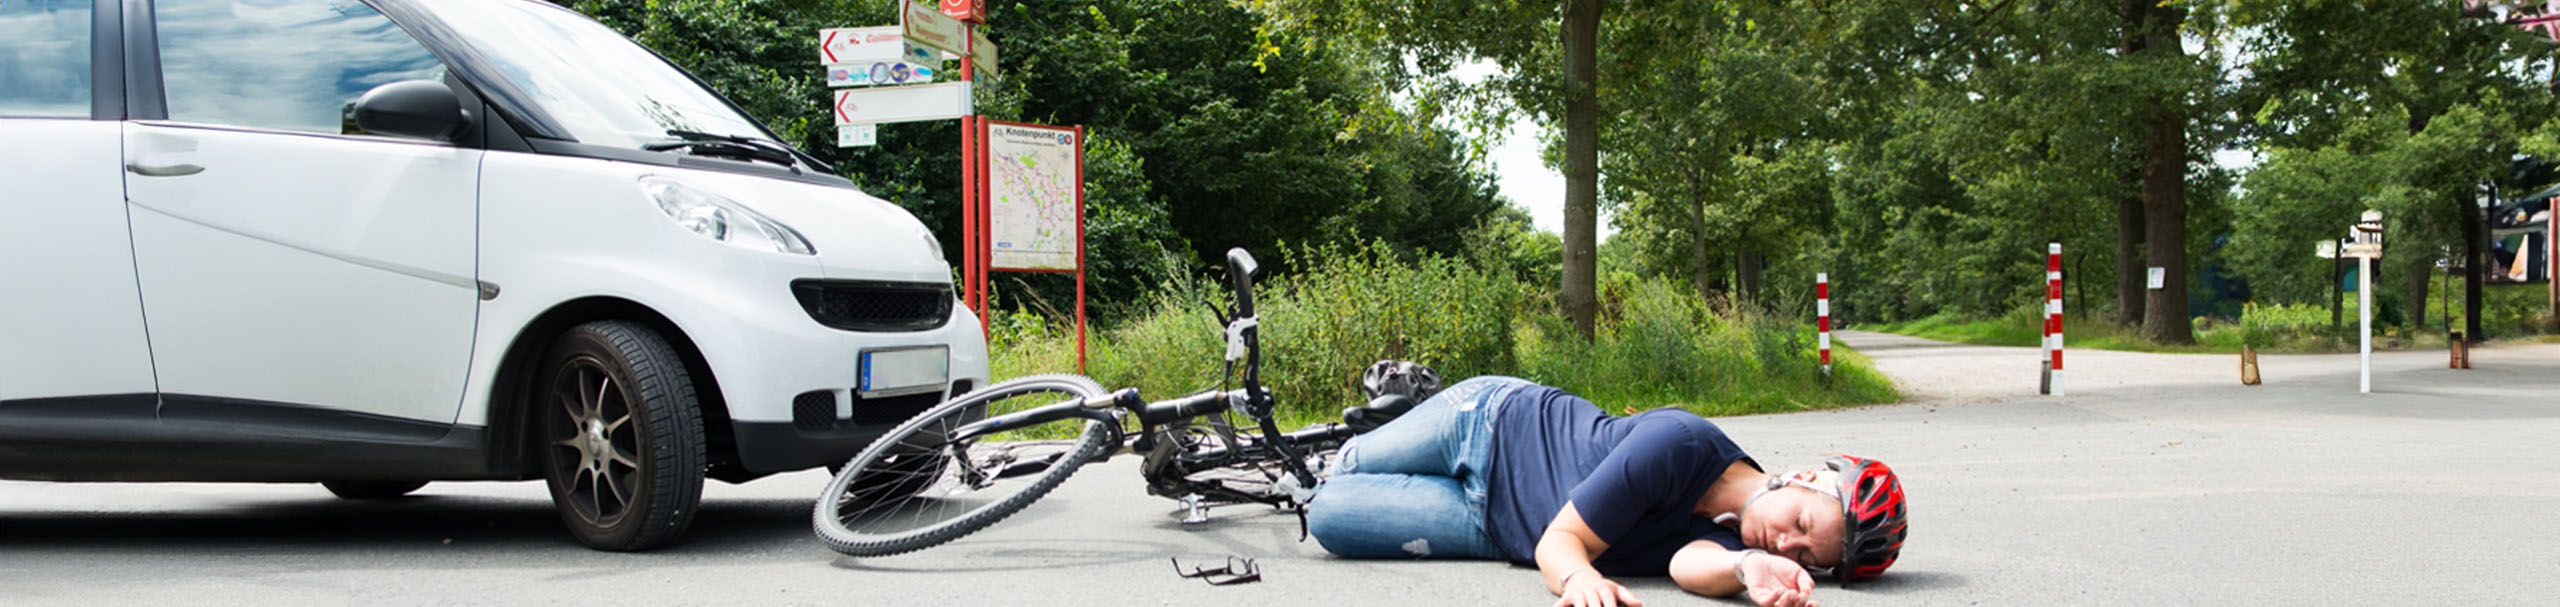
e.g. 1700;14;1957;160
1746;470;1848;568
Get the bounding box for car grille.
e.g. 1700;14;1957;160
792;390;838;431
791;280;953;332
848;391;944;426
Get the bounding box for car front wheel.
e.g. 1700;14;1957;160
536;320;706;551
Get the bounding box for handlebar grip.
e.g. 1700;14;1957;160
1225;248;1258;318
1137;390;1238;426
1082;388;1142;410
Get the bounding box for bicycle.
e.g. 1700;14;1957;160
811;248;1415;557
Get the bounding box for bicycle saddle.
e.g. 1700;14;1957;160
1341;394;1417;433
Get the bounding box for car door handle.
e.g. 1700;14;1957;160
126;162;205;177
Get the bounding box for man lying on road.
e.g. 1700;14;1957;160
1306;364;1909;607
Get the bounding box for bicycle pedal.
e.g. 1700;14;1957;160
1277;474;1315;505
1178;493;1210;525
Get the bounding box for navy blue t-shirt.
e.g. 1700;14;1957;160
1483;386;1758;576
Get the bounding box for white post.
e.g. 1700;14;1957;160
1818;273;1832;377
2048;243;2065;396
2359;255;2372;394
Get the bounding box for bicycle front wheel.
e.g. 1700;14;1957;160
813;374;1114;557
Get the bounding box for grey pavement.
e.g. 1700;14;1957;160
2;332;2555;605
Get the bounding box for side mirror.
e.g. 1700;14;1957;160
351;80;467;140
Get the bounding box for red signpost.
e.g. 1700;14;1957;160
941;0;987;23
837;2;1079;372
960;118;1088;373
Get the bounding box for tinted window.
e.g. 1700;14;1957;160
154;0;445;134
0;0;93;118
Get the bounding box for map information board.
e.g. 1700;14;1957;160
983;122;1080;271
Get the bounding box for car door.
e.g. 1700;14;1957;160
122;0;478;428
0;0;160;416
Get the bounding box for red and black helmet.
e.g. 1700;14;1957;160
1825;455;1907;583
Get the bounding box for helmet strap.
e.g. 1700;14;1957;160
1711;474;1791;527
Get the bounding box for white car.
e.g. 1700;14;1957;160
0;0;988;550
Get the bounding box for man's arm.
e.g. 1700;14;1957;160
1666;542;1749;597
1537;502;1642;607
1669;542;1819;607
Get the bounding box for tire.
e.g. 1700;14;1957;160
813;374;1113;557
536;320;706;552
322;480;428;499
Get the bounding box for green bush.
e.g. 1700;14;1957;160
1520;276;1897;416
2233;302;2333;348
2473;283;2559;339
990;242;1900;424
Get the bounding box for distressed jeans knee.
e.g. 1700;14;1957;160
1305;473;1498;560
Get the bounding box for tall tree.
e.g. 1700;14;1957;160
2133;0;2195;344
1250;0;1609;336
2228;0;2554;338
1560;0;1602;336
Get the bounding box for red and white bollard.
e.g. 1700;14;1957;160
1817;273;1831;377
2044;243;2065;396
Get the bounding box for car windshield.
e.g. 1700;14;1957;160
420;0;772;149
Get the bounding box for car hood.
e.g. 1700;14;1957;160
678;169;952;284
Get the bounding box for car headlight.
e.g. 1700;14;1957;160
639;175;816;256
920;225;945;262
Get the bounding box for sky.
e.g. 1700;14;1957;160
1452;61;1613;240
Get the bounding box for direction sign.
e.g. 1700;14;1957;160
828;61;939;87
901;1;967;58
833;82;972;125
968;28;999;78
818;26;906;65
941;0;987;23
837;124;877;148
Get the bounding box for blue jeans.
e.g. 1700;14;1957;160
1306;376;1533;559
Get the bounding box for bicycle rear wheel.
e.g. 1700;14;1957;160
813;374;1114;557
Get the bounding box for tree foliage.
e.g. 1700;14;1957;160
550;0;2560;342
553;0;1503;322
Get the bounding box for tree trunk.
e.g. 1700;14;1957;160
2464;184;2486;341
2331;248;2344;334
2403;253;2431;333
2135;1;2192;345
2115;3;2150;329
2115;182;2147;328
1737;249;1763;308
2072;249;2088;321
1690;197;1713;303
1559;0;1603;339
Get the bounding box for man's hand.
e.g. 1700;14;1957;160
1739;552;1819;607
1551;571;1644;607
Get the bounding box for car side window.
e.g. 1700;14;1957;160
0;0;93;118
153;0;446;134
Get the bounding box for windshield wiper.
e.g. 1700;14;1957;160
645;129;828;173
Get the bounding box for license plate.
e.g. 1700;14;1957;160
860;346;949;398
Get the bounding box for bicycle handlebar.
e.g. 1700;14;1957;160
1225;248;1259;319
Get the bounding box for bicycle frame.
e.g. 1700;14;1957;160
940;249;1341;516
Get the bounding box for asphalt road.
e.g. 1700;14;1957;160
3;332;2555;605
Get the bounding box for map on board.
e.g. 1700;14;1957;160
985;123;1080;270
